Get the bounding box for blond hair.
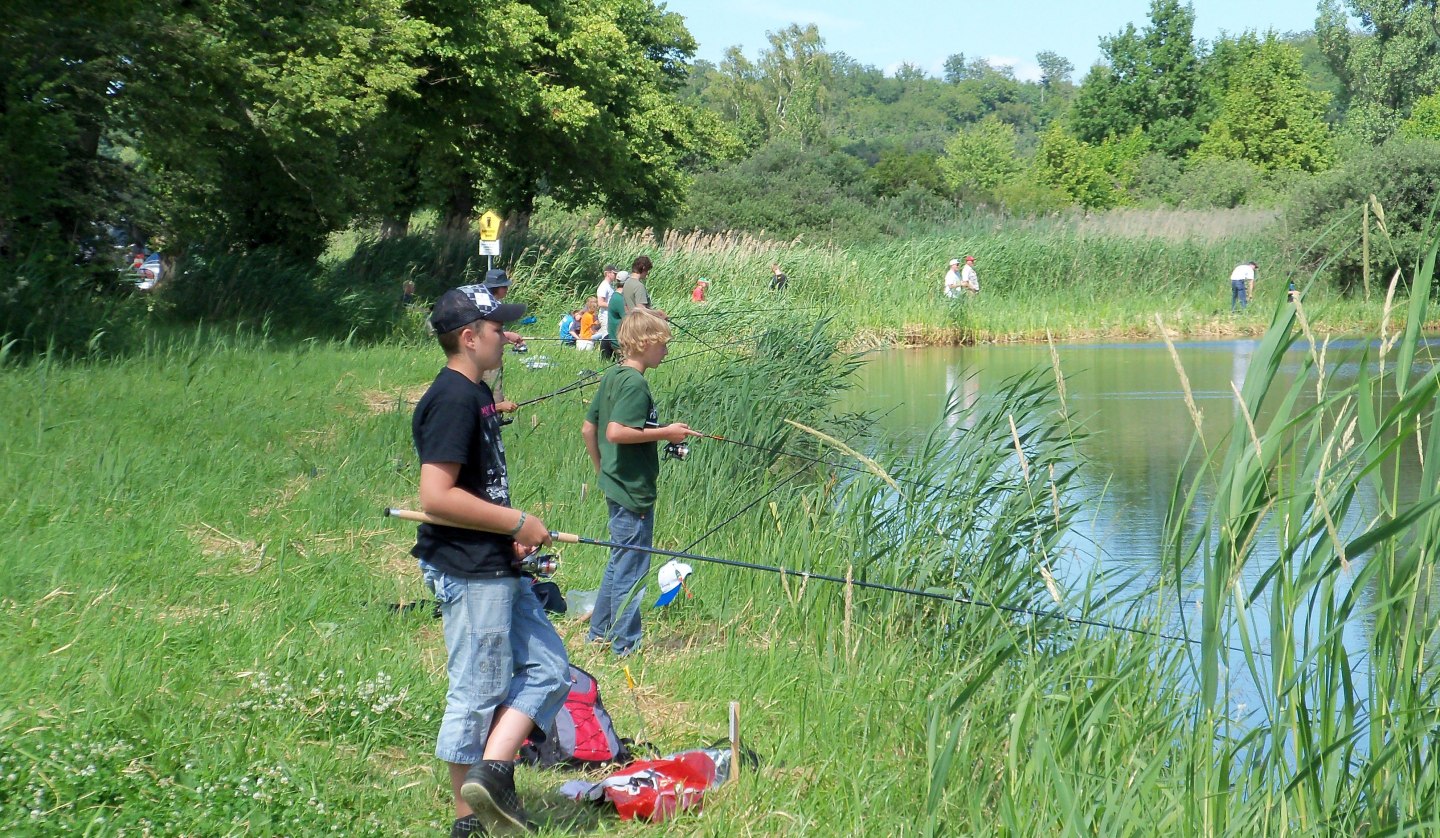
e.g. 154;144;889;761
617;308;671;358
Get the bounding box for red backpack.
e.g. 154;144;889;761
519;665;634;768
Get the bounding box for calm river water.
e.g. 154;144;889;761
845;338;1428;714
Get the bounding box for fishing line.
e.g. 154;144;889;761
677;413;895;553
666;316;724;354
693;429;987;499
382;508;1255;656
512;335;754;408
669;305;822;320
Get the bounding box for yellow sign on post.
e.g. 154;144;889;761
478;211;503;242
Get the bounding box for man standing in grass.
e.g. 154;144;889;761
600;270;627;360
414;284;570;837
944;258;962;298
581;309;699;657
596;264;618;339
622;255;664;318
1230;261;1257;311
960;255;980;294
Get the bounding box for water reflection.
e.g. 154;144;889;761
845;338;1433;716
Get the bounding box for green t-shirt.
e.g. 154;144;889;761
586;365;659;512
607;289;626;332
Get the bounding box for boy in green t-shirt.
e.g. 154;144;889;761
581;309;699;656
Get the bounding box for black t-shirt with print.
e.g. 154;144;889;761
410;367;517;577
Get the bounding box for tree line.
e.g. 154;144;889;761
679;1;1439;226
2;0;1438;353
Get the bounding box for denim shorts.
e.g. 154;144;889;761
420;562;571;764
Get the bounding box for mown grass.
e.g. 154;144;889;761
1;312;1066;835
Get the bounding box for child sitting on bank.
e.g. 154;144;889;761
581;309;700;657
559;310;580;347
577;297;599;350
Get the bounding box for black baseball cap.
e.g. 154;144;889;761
429;284;527;333
483;268;511;289
604;264;619;273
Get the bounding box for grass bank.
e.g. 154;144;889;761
6;245;1440;833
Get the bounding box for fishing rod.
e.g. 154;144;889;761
514;369;601;408
670;305;821;320
676;411;895;553
689;429;977;497
515;336;704;344
666;316;724;354
381;508;1240;654
511;335;753;409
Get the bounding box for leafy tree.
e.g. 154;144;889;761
869;149;946;197
702;23;833;147
755;24;835;143
1286;136;1440;292
1317;0;1440;143
367;0;731;235
2;0;139;260
1033;125;1118;208
1399;92;1440;141
1037;51;1075;89
1035;50;1075;106
938;116;1022;195
1;0;432;262
1197;38;1332;173
943;54;970;84
676;137;872;238
1071;0;1203;156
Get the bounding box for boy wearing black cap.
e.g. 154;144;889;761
414;284;570;837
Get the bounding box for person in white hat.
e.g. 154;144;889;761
943;258;963;298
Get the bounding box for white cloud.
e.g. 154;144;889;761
983;55;1043;83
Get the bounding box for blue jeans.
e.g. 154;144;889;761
420;564;571;764
588;501;654;656
1231;279;1248;311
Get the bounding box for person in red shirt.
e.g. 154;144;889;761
691;277;709;303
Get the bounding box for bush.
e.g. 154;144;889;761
676;138;877;240
1285;137;1440;293
994;177;1072;216
1128;154;1184;205
1170;157;1265;209
0;244;143;359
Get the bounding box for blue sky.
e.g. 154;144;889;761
661;0;1330;82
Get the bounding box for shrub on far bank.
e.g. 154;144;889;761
0;245;145;360
1285;137;1440;294
676;137;878;240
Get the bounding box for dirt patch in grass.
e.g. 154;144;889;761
154;601;233;623
362;386;426;415
250;474;311;517
188;522;267;575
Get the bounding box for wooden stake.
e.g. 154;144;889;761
729;701;741;783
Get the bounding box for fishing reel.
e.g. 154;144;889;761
511;342;529;354
515;551;559;577
663;441;690;462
